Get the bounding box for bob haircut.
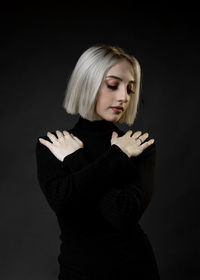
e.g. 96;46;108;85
62;44;141;126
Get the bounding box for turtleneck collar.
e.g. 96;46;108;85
74;116;117;133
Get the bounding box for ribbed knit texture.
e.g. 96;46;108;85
35;116;160;280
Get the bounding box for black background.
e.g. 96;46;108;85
1;2;199;279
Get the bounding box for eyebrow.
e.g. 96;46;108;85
105;75;135;84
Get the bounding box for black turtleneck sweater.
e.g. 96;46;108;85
35;116;160;280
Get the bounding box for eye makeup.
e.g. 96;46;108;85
107;84;118;90
105;81;135;94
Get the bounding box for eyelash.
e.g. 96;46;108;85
107;85;135;94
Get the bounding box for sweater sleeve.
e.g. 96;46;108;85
35;135;137;215
96;142;157;231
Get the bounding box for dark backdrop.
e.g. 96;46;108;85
1;3;199;280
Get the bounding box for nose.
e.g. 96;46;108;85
117;85;129;103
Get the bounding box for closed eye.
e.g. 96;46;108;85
107;85;117;90
107;85;135;94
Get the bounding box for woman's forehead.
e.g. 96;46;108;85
106;59;135;81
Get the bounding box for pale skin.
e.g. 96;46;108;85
39;59;155;161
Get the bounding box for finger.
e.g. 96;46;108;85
72;134;82;144
63;130;70;136
137;132;149;142
111;131;118;138
140;139;154;150
125;130;133;136
149;139;155;144
56;130;64;138
39;138;53;150
47;132;58;143
132;131;142;138
71;134;77;140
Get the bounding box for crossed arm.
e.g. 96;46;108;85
36;133;156;230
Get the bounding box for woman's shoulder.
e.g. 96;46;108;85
38;130;58;138
36;126;76;150
35;130;58;155
35;131;62;164
116;126;157;159
36;130;66;143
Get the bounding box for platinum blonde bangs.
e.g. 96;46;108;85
62;44;141;126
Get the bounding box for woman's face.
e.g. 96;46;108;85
95;59;136;122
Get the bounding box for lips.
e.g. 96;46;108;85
111;106;124;111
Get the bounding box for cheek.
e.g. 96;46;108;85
95;94;105;112
96;90;111;108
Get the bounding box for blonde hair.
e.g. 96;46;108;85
62;44;141;126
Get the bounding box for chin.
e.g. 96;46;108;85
105;114;121;122
95;111;122;122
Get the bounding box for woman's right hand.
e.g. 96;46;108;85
111;130;155;158
39;130;84;162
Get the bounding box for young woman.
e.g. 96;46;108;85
36;44;160;279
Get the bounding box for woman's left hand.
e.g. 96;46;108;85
39;130;84;162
